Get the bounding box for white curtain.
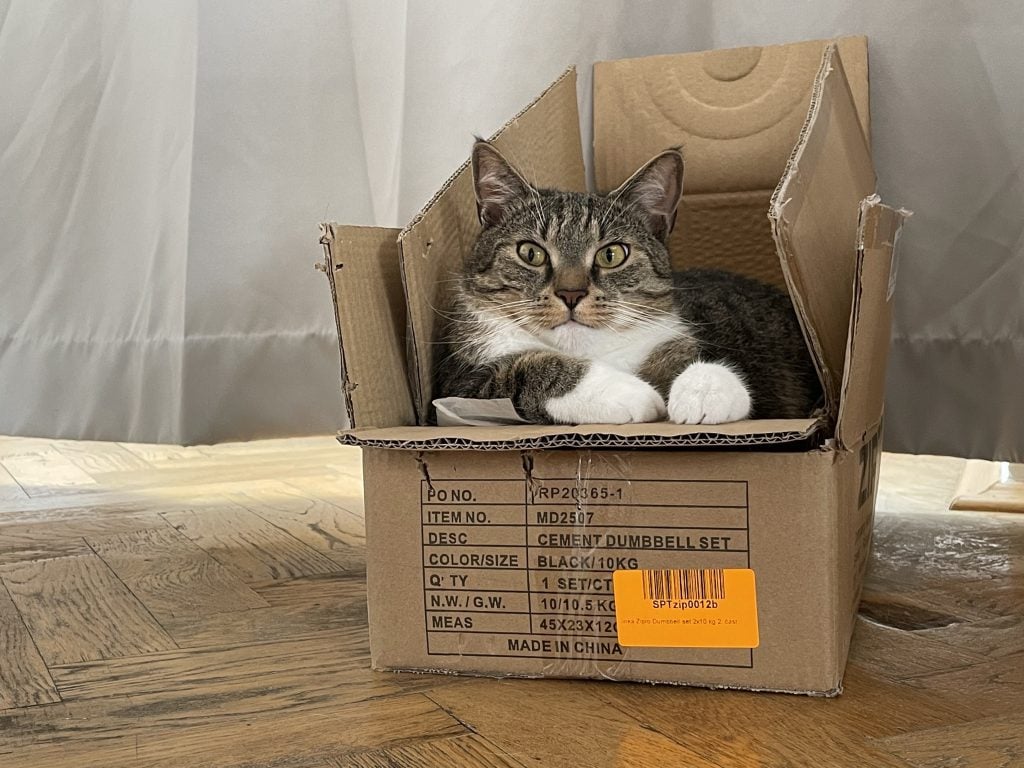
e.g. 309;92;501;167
1;1;1021;458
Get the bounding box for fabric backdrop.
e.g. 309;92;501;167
1;1;1021;458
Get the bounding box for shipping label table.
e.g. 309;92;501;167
420;477;753;666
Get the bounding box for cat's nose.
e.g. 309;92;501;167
555;289;589;309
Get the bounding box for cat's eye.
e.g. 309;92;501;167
595;243;629;269
516;241;548;267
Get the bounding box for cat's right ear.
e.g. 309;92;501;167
471;141;533;227
610;149;685;243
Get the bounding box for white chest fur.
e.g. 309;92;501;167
537;320;686;372
468;310;687;373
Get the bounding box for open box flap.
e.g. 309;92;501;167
318;224;415;428
398;68;586;423
337;417;824;451
319;39;898;448
770;43;877;417
836;197;911;449
593;37;868;287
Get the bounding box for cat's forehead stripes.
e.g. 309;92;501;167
466;179;674;292
530;195;608;266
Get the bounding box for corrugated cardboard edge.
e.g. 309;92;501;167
317;223;356;427
335;420;824;450
836;197;912;450
769;43;837;414
317;224;415;429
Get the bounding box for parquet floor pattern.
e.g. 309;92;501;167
0;435;1021;767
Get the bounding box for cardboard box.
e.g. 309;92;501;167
318;37;908;695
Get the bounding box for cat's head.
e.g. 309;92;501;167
459;140;684;346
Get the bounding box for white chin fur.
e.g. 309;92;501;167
668;361;751;424
545;363;666;424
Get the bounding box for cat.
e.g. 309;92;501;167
432;140;821;426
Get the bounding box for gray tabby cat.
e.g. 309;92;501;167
433;140;820;425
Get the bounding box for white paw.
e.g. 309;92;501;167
545;364;666;424
668;362;751;424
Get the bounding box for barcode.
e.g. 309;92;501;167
641;569;726;601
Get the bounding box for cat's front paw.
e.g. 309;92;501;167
668;362;751;424
545;364;666;424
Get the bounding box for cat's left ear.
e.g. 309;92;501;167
471;140;535;227
610;149;685;243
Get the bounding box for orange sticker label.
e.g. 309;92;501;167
613;568;759;648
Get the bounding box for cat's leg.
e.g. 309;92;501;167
667;361;752;424
464;352;665;424
545;360;666;425
636;340;751;425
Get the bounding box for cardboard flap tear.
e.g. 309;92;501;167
337;417;824;451
770;43;877;417
319;224;415;428
836;198;911;449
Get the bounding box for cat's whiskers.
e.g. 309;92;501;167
462;312;547;361
605;300;678;323
605;305;686;337
430;307;489;325
609;299;679;319
612;317;680;336
508;151;550;230
611;302;749;355
608;299;713;330
445;298;537;323
427;306;477;324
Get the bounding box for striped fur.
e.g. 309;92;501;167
432;142;821;425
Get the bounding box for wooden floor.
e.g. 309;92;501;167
0;436;1021;767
